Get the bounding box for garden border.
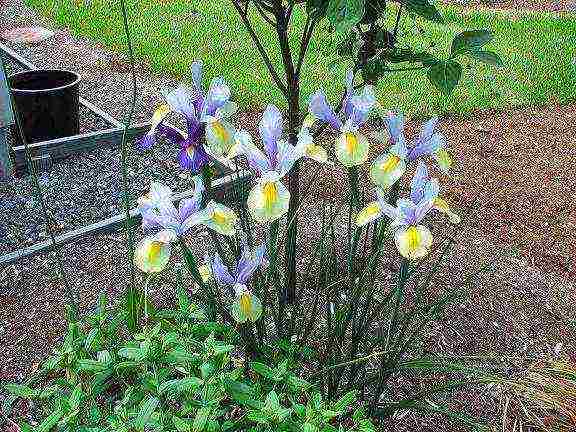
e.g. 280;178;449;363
0;42;252;267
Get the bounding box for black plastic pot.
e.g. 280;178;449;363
9;69;80;144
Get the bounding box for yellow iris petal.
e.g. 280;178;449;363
151;104;170;128
263;182;279;209
435;149;452;173
356;202;382;227
239;293;253;318
134;237;171;273
335;132;369;167
434;198;461;224
206;120;235;156
213;121;230;143
380;154;400;173
205;203;237;236
394;225;433;260
370;153;406;189
247;180;290;224
231;293;263;323
305;144;328;164
345;132;358;155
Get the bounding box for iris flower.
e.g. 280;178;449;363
307;70;376;167
212;244;266;323
370;112;453;189
137;61;237;172
231;104;327;224
357;164;459;260
134;177;238;273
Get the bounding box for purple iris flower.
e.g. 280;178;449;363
211;243;266;323
136;61;237;173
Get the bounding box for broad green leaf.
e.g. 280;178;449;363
427;60;462;95
118;347;144;361
466;50;504;67
134;396;159;430
192;407;211;432
303;423;318;432
451;30;493;57
287;375;312;391
223;379;255;404
36;405;63;432
265;391;280;410
77;359;109;373
327;0;366;33
405;0;443;23
84;328;101;352
250;362;279;381
3;384;39;399
246;410;269;424
159;377;203;395
333;390;357;412
172;416;192;432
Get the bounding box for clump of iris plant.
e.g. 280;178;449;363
230;104;328;224
137;61;237;172
134;177;238;273
357;162;460;260
306;70;376;167
211;244;266;323
370;112;452;189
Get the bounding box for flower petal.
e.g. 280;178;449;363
409;132;445;161
386;111;405;145
343;69;355;118
232;292;263;323
350;85;376;126
178;143;210;172
134;235;171;273
308;90;343;130
259;104;283;165
434;197;461;224
230;130;271;174
370;152;406;188
201;77;231;118
190;61;203;93
204;201;238;236
212;253;235;286
356;201;383;226
394;225;433;260
247;178;290;224
205;119;235;157
164;86;196;120
335;131;370;167
434;148;453;173
410;161;429;203
236;243;266;284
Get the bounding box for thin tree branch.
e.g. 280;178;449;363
252;0;277;26
295;16;317;76
230;0;289;97
393;3;403;41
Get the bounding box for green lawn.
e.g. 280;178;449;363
26;0;576;116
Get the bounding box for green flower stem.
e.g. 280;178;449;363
117;0;139;332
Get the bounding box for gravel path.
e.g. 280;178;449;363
0;0;575;430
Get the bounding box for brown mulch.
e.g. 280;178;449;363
303;104;576;282
442;0;576;12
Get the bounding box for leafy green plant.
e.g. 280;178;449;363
3;293;375;432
